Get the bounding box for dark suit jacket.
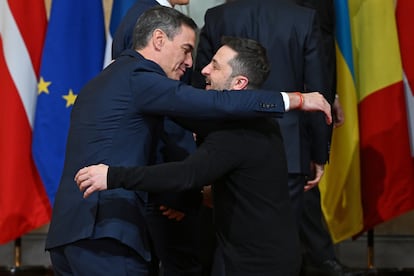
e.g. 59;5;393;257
111;0;159;59
45;49;287;260
112;0;201;214
297;0;338;263
194;0;332;175
108;118;301;275
297;0;336;101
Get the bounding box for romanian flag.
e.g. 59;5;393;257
32;0;106;205
0;0;51;243
321;0;414;242
319;0;363;243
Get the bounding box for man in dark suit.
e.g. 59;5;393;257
296;1;359;275
75;36;310;276
47;6;331;276
193;0;332;245
112;1;203;275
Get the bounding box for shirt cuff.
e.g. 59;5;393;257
281;92;290;111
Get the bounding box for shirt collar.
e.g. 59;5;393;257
156;0;172;7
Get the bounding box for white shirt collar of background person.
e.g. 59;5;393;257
157;0;173;7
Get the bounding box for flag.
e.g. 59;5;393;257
396;0;414;157
319;0;363;243
104;0;136;67
323;0;414;239
352;0;414;234
0;0;51;243
32;0;106;205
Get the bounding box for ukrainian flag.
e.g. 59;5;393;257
319;0;362;243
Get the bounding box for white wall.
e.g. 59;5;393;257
176;0;225;27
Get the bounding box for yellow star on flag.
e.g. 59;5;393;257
38;77;51;95
62;89;77;108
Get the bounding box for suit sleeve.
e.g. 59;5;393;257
107;133;242;192
131;63;286;119
303;10;332;164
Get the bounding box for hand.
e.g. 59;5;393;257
289;92;332;125
333;96;345;128
304;162;324;192
74;164;109;198
202;185;213;208
159;205;185;221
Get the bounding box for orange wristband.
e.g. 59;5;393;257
294;92;304;109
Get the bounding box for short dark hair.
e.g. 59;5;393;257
133;6;198;50
222;36;270;89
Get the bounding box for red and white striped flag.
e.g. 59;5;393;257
0;0;51;243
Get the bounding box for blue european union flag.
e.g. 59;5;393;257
32;0;106;205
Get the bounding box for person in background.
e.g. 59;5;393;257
112;0;190;59
75;36;331;276
47;6;331;276
296;1;360;275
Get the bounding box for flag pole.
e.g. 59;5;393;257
367;229;374;269
14;238;21;267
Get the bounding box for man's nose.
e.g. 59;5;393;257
201;64;211;76
185;53;193;68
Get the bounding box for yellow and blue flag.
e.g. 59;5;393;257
319;0;363;243
32;0;106;205
321;0;414;242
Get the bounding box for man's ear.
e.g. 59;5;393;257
232;76;249;90
152;29;165;51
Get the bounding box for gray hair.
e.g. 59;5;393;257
133;6;198;50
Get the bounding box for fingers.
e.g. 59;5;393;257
320;95;332;125
324;107;333;125
83;184;96;198
333;97;345;128
304;163;324;191
160;206;186;221
304;178;319;192
74;167;93;191
74;167;89;184
301;92;332;125
170;212;185;221
74;164;109;198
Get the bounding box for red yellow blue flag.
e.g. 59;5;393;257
321;0;414;242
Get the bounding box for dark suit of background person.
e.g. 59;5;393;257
112;0;159;59
93;117;302;276
112;1;203;275
46;26;290;276
193;0;331;232
296;1;356;275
